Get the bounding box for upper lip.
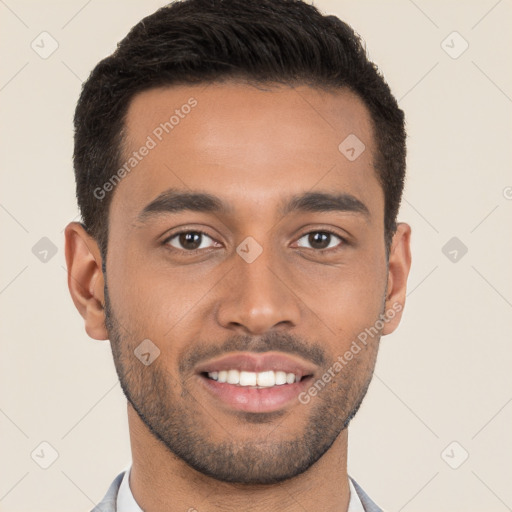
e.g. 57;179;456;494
195;352;317;380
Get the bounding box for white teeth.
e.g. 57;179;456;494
257;370;275;387
239;371;257;386
207;370;301;387
275;371;287;385
227;369;239;384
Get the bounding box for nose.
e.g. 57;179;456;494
216;242;302;335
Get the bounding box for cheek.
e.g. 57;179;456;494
296;249;387;333
110;259;217;344
315;274;386;344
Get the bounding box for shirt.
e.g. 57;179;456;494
117;465;365;512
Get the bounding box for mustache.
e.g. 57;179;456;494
178;330;327;374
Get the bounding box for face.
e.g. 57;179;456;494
68;82;411;485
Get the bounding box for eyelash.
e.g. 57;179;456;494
162;228;348;255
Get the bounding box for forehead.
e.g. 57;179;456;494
111;81;382;223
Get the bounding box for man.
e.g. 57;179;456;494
65;0;411;510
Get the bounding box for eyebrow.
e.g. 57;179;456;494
136;188;370;223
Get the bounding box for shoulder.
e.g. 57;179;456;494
90;471;126;512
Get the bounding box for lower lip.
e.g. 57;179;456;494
198;374;313;413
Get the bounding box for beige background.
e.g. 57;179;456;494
1;0;511;511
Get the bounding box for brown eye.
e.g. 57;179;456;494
166;231;215;251
296;231;345;251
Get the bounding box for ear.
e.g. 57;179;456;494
382;222;412;335
64;222;108;340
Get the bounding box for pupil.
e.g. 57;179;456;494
310;232;329;249
180;232;201;250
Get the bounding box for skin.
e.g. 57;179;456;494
65;82;411;512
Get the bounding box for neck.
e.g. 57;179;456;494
127;403;351;512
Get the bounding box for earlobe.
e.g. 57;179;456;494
64;222;109;340
382;222;412;335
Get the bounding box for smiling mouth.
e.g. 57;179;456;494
198;369;314;413
195;351;317;412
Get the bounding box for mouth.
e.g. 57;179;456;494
195;352;316;413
